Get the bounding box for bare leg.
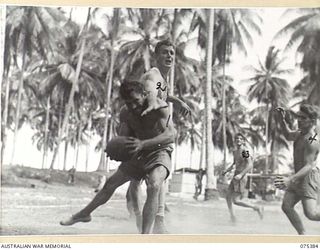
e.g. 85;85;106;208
142;165;167;234
233;193;264;219
60;169;130;226
302;198;320;221
129;180;143;232
281;191;305;235
126;185;135;218
153;182;168;234
226;188;236;222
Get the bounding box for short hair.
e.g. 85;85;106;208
235;133;245;139
119;80;145;100
299;103;319;120
154;39;175;55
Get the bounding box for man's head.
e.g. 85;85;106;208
154;40;175;69
234;133;245;147
296;104;319;132
119;80;147;116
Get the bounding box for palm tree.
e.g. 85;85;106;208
275;8;320;105
94;8;124;171
4;6;66;165
204;9;217;200
49;8;92;170
117;8;165;79
211;9;262;170
245;46;292;173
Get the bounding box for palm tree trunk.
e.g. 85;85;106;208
199;122;205;170
63;140;69;171
143;46;151;71
74;124;81;170
49;8;91;170
189;144;193;169
10;48;26;165
265;83;269;174
1;73;9;166
85;114;92;172
41;97;50;169
222;58;227;172
98;44;115;171
57;95;63;168
204;9;218;200
0;6;7;166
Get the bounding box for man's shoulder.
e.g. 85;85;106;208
140;67;161;80
119;106;130;121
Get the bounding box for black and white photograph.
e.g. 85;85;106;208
1;4;320;237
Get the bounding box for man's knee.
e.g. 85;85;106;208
304;208;318;220
303;199;319;221
281;201;292;214
103;171;127;190
146;181;162;194
233;197;242;205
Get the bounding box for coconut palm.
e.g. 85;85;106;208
203;9;217;200
4;6;67;165
92;8;126;171
275;8;320;105
48;8;108;170
245;46;292;173
116;8;165;79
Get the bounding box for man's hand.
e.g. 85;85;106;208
176;100;191;117
125;137;144;158
234;174;242;180
141;98;167;116
275;107;285;120
274;175;292;190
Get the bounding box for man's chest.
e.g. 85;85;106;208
153;74;168;100
127;114;160;136
294;134;320;155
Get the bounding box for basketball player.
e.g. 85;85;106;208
275;104;320;234
127;39;191;233
222;133;264;223
60;79;176;234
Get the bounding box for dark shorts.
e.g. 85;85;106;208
229;175;247;195
119;148;172;181
287;167;320;200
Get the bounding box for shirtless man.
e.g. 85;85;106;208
275;104;320;235
60;79;176;234
127;40;191;233
222;133;264;223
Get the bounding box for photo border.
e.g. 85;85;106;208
0;0;319;244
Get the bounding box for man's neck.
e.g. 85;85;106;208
237;144;244;150
157;64;170;80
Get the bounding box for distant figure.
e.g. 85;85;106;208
222;133;264;223
94;175;107;193
67;167;76;185
193;169;205;200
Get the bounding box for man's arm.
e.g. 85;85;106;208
126;107;176;155
275;107;299;141
235;158;253;180
141;107;176;150
222;162;235;176
167;95;191;116
275;144;319;190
